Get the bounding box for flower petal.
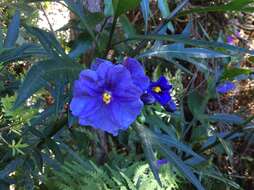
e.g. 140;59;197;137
77;70;102;96
152;91;171;105
91;58;113;70
123;58;150;91
79;106;122;136
156;76;172;91
110;99;143;130
70;96;101;117
96;59;113;79
105;64;132;90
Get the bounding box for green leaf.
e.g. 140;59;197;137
4;10;20;48
207;113;244;125
131;34;254;54
0;158;23;179
68;40;92;59
181;0;254;15
158;145;205;190
14;59;82;108
47;139;64;163
158;0;170;18
221;67;253;80
218;137;233;164
0;27;3;50
145;115;177;140
199;170;241;189
153;134;205;162
119;15;136;38
0;44;47;65
136;124;162;186
25;26;67;58
112;0;140;16
140;0;150;33
32;149;43;171
104;0;114;16
187;90;206;120
139;46;228;67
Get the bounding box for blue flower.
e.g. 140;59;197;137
148;76;173;106
157;159;169;167
70;58;148;136
216;81;236;94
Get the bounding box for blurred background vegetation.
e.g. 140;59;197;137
1;0;254;189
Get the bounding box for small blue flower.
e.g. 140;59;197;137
70;58;148;136
216;81;236;94
157;159;169;167
148;76;173;106
164;99;177;112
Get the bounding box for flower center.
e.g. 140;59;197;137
102;92;112;104
153;86;162;93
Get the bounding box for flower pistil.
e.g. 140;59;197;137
103;92;112;104
152;86;162;93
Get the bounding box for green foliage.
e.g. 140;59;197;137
181;0;254;15
44;155;180;190
0;0;253;189
112;0;140;16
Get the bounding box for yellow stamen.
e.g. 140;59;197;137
153;86;162;93
103;92;111;104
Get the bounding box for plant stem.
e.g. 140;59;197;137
105;16;118;57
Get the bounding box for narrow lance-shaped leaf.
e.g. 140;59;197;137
112;0;140;16
0;158;23;179
136;124;162;186
181;0;254;15
221;67;253;80
14;59;82;108
158;144;205;190
140;0;149;33
0;27;3;50
25;26;67;58
104;0;114;16
207;113;244;125
4;10;20;48
158;0;170;18
119;15;136;38
0;44;47;65
131;34;254;54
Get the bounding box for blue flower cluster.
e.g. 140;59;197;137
216;81;236;94
70;58;176;135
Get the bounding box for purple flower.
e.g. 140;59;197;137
70;58;148;136
216;81;236;94
148;76;173;106
227;35;234;45
157;159;169;167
